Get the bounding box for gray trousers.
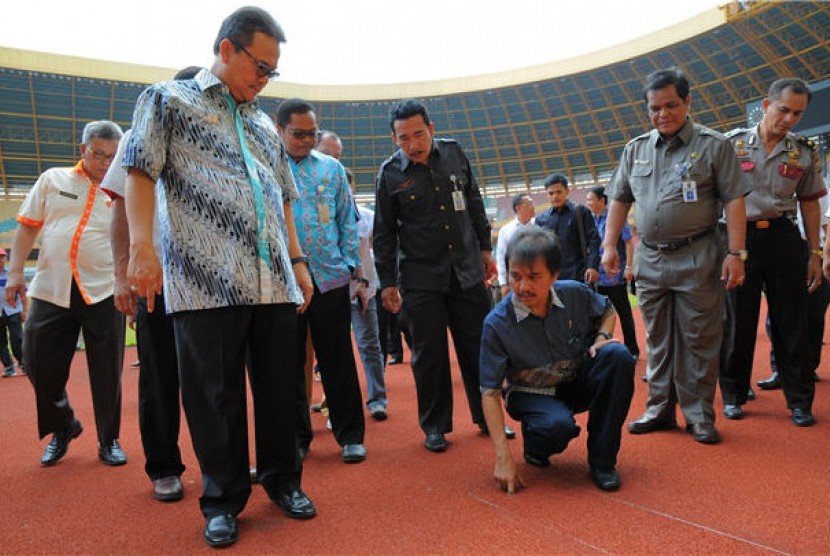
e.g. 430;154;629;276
635;234;723;425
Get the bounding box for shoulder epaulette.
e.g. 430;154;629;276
725;128;748;138
434;137;458;146
696;124;726;140
632;131;650;142
795;135;817;150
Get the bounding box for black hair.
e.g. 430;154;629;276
389;99;431;131
174;66;202;80
275;98;315;127
588;186;607;202
768;77;812;104
643;68;690;101
213;6;286;55
543;173;569;189
506;227;562;276
511;193;529;213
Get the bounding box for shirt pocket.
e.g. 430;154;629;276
391;180;430;217
629;161;652;198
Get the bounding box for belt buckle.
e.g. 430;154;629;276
655;242;673;252
755;220;770;229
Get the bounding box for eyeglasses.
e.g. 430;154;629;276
86;148;116;163
234;41;280;80
285;127;321;141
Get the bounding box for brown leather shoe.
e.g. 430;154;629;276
686;422;720;444
627;416;677;434
152;476;184;502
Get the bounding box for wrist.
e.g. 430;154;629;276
290;256;308;266
811;248;822;258
595;330;613;341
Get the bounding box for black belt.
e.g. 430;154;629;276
747;216;793;230
641;228;714;252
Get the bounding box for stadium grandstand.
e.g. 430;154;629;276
1;0;829;244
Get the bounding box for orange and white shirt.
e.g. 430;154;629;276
17;161;115;308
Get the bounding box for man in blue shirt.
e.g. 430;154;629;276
480;228;634;493
0;249;26;377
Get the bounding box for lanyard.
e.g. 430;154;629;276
226;94;272;302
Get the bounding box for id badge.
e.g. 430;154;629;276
682;180;698;203
317;202;331;224
451;190;466;211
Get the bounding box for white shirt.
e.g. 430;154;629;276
495;216;535;286
18;162;115;307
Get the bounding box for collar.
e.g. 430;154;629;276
73;160;97;185
511;286;565;322
288;148;323;168
196;69;259;110
399;140;438;171
654;117;693;147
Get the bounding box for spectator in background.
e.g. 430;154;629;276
585;186;640;360
5;120;127;466
0;248;26;377
495;194;536;298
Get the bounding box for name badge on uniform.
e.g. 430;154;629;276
778;162;804;181
451;190;466;211
59;190;78;200
682;180;698;203
317;201;331;224
740;161;755;172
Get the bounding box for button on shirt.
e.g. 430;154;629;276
17;161;115;308
479;281;613;397
728;125;826;221
289;151;359;293
123;69;303;313
374;138;492;292
495;217;535;287
608;120;749;244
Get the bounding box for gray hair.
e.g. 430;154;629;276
82;120;123;145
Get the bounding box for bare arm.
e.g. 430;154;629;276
721;196;747;290
482;392;524;494
623;237;634;282
126;169;162;312
799;199;822;293
4;223;39;307
285;201;313;313
111;197;138;317
601;200;631;277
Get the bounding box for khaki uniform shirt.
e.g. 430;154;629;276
608;120;749;244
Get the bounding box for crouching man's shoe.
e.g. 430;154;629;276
41;420;83;466
204;514;238;548
98;440;127;466
590;467;621;491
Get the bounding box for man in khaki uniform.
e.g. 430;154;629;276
719;78;825;427
602;68;749;444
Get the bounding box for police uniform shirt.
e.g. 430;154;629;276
727;124;826;221
608;119;749;244
374;138;492;293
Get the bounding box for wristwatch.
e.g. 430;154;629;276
596;330;613;341
727;249;748;261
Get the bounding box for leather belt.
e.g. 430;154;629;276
641;228;713;252
747;216;792;230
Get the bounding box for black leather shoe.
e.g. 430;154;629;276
590;467;621;491
203;514;238;548
273;489;316;519
152;476;183;502
686;422;721;444
524;453;550;468
99;440;127;466
746;387;756;401
757;372;781;390
791;408;815;427
627;416;677;434
723;404;743;420
424;433;447;452
342;443;367;463
40;420;83;466
478;423;516;439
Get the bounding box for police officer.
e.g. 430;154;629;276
720;78;825;427
602;68;749;445
374;99;514;452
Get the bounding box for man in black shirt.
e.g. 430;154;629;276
374;99;514;452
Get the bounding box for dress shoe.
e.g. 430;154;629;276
152;475;183;502
686;422;720;444
369;406;388;421
590;467;621;491
746;387;756;401
2;365;15;377
99;440;127;466
627;416;677;434
424;433;447;452
203;514;238;548
273;488;316;519
40;420;83;466
723;404;743;420
757;372;781;390
342;443;367;463
791;408;815;427
478;423;516;439
524;453;550;468
387;355;403;365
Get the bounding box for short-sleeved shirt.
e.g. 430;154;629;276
17;162;115;307
495;217;535;286
593;208;632;286
374;138;492;293
727;125;826;221
480;280;613;398
122;69;303;313
607;119;750;244
288;151;359;294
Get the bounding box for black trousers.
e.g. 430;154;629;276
25;280;125;441
720;219;813;409
173;303;300;518
0;311;24;367
506;343;634;469
135;294;185;481
597;283;639;357
400;278;490;434
294;283;365;449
